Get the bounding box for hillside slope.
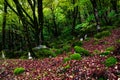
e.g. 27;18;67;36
0;28;120;80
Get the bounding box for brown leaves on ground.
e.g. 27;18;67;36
0;28;120;80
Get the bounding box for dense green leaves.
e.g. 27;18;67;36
0;0;120;58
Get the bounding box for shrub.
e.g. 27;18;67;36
20;56;28;59
51;48;63;55
70;53;82;60
74;46;89;56
62;44;71;52
106;46;115;51
14;67;25;75
55;49;63;55
36;49;56;58
101;26;116;31
94;31;111;39
72;41;83;47
104;57;117;67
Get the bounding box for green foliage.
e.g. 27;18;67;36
5;51;28;59
94;31;111;39
70;53;82;60
62;44;71;52
14;67;25;75
75;22;96;36
100;51;111;56
85;38;90;41
93;50;100;54
64;64;70;70
106;46;115;52
20;56;28;59
74;46;89;56
93;38;99;45
117;39;120;43
63;57;71;63
104;57;117;67
98;77;107;80
72;41;83;47
35;49;56;58
63;53;81;63
101;26;116;31
108;10;116;19
51;48;63;55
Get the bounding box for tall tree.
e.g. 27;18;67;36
90;0;100;31
38;0;44;44
12;0;37;58
71;0;78;35
2;0;7;50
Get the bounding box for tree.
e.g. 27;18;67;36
38;0;44;44
2;0;7;50
90;0;100;31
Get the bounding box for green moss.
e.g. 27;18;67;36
63;57;71;63
35;49;56;58
62;44;71;52
100;51;111;56
104;57;117;67
117;39;120;43
70;53;82;60
14;67;25;75
94;31;111;39
93;50;100;54
106;46;115;51
64;64;70;69
74;46;89;56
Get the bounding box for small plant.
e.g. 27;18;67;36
64;64;70;69
70;53;82;60
117;39;120;43
74;46;89;56
94;31;111;39
93;49;100;54
106;46;115;51
14;67;25;75
104;57;117;67
63;57;71;63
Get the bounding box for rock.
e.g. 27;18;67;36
80;38;83;41
34;45;47;50
2;51;5;59
28;52;32;59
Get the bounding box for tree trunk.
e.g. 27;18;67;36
71;0;78;35
38;0;44;45
98;0;109;25
90;0;100;31
71;0;79;36
111;0;118;14
50;8;59;37
13;0;37;58
2;1;7;50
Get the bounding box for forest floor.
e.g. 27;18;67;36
0;28;120;80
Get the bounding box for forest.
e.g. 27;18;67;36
0;0;120;80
